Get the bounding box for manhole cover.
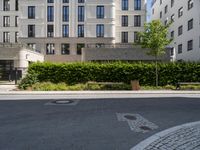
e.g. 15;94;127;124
140;126;152;131
124;115;137;120
53;100;74;104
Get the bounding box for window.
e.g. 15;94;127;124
78;6;84;22
188;19;193;30
63;0;69;3
61;44;70;55
121;32;128;43
78;0;84;3
4;0;10;11
63;25;69;37
95;43;105;48
134;32;140;43
47;0;54;3
96;6;104;19
164;5;168;14
188;0;193;10
160;11;162;19
134;0;141;10
164;20;168;26
187;40;193;51
96;24;104;37
78;25;84;37
152;9;154;15
77;44;85;55
171;31;174;39
46;43;55;55
15;16;18;27
178;25;183;36
134;15;141;27
178;44;182;54
178;7;183;18
122;0;128;10
28;25;35;37
63;6;69;22
3;16;10;27
47;6;54;22
28;6;35;19
27;43;36;50
122;15;128;27
47;25;54;37
16;0;18;11
15;32;19;43
160;0;162;5
3;32;10;43
171;0;174;7
171;14;175;22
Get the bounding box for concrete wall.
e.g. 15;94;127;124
82;46;172;62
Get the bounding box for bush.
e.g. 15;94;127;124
18;73;39;90
20;62;200;88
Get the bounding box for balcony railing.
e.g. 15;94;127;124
86;43;137;49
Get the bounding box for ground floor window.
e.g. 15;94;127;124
77;43;85;55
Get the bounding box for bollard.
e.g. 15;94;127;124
131;80;140;91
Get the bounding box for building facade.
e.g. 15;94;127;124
0;0;146;62
151;0;200;61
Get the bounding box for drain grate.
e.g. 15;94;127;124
45;99;79;106
124;115;137;120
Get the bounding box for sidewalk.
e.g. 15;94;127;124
131;121;200;150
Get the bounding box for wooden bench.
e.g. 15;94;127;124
176;82;200;90
87;81;124;89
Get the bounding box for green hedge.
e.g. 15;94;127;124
26;62;200;86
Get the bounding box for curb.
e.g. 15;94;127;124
1;91;200;95
131;121;200;150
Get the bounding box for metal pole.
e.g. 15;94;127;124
15;68;18;85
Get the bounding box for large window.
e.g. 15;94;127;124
188;0;193;10
121;32;128;43
187;40;193;51
46;43;55;55
134;15;141;27
78;0;84;3
28;6;35;19
3;0;10;11
96;24;104;37
78;25;84;37
3;16;10;27
188;19;193;31
61;44;70;55
122;0;128;10
171;0;174;7
63;6;69;22
28;25;35;37
47;0;54;3
3;32;10;43
178;44;182;54
96;6;104;19
134;32;140;43
134;0;141;10
122;15;128;27
164;5;168;14
47;25;54;37
78;6;84;22
77;44;85;55
178;25;183;36
178;7;183;18
15;0;18;10
15;16;18;27
15;32;19;43
63;25;69;37
47;6;54;22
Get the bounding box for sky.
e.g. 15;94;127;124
147;0;152;22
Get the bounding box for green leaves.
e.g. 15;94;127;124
139;20;172;57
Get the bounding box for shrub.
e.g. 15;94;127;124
21;62;200;88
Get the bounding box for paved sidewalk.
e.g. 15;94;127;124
0;85;16;92
131;121;200;150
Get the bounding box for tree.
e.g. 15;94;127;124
138;20;172;87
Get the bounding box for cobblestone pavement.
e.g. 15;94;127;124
132;122;200;150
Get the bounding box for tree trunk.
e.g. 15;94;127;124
155;55;158;87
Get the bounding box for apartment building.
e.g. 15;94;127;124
0;0;146;62
151;0;200;61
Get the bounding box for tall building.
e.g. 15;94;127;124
151;0;200;61
0;0;146;62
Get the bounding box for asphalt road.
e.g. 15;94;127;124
0;97;200;150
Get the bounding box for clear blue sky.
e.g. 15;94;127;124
147;0;152;22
